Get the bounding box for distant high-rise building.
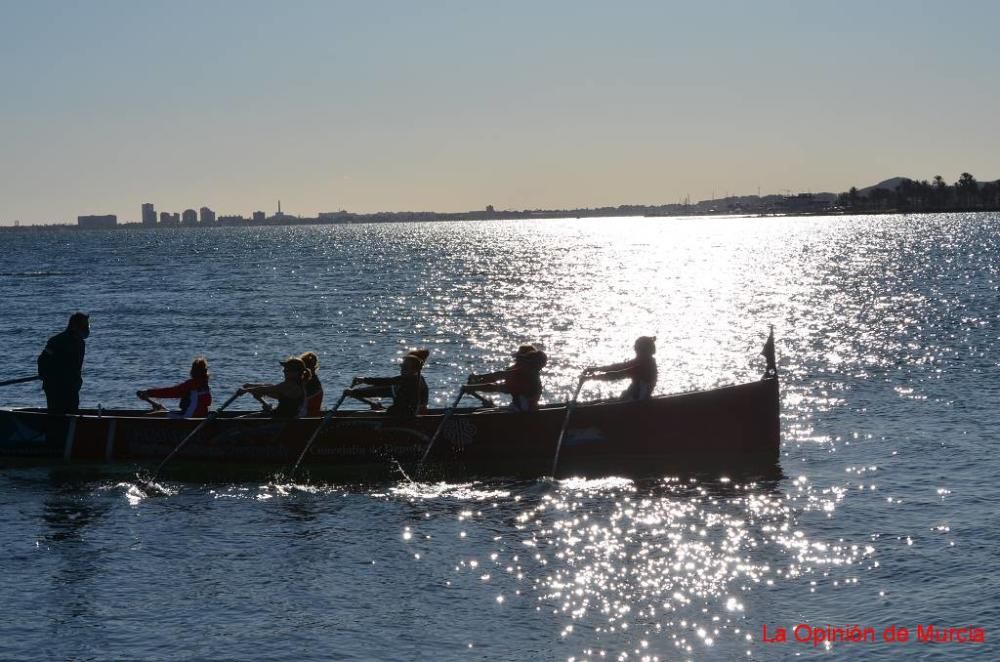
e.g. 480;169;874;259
182;209;198;224
77;214;117;229
252;211;266;222
159;211;171;224
270;200;291;220
141;203;156;225
199;206;215;223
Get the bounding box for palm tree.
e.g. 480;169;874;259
932;175;949;210
957;172;978;209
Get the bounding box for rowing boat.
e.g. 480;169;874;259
0;343;780;481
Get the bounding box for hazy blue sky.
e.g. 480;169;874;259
1;0;998;224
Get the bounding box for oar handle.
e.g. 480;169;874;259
138;393;166;411
0;375;42;387
216;389;245;412
467;391;495;408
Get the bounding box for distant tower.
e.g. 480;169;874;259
278;200;282;215
141;202;156;225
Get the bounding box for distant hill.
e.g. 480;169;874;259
858;177;911;194
858;175;999;194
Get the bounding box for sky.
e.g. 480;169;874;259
1;0;998;225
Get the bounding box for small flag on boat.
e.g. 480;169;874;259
761;327;776;377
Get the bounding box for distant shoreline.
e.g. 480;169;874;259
3;206;998;232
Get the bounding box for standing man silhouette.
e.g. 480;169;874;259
37;312;89;415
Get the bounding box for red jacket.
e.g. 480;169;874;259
146;377;212;418
304;375;324;417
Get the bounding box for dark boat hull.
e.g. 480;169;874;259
0;377;780;480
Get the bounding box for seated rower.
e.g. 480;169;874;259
239;356;311;418
463;344;547;412
346;349;429;416
137;357;212;418
583;336;658;401
300;351;323;416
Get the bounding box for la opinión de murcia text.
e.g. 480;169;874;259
761;623;985;647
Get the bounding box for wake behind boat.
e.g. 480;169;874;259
0;337;780;481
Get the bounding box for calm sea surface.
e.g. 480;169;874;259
0;215;997;660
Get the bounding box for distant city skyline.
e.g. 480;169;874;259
29;168;1000;229
2;1;999;226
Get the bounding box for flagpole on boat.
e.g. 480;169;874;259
289;389;350;477
550;374;586;479
143;389;244;487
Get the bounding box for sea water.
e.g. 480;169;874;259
0;215;997;660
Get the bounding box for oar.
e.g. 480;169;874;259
467;391;495;408
143;389;244;487
252;393;274;413
419;388;466;466
550;374;587;478
361;397;383;410
289;389;349;476
138;393;166;412
0;375;41;387
354;395;383;410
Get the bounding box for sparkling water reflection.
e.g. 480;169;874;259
1;214;998;659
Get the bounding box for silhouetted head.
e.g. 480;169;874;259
300;351;319;373
401;349;430;375
279;356;311;383
513;344;547;371
190;357;209;380
68;312;90;338
634;336;656;356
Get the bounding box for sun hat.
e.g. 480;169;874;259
513;344;547;369
279;356;306;372
403;349;430;366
